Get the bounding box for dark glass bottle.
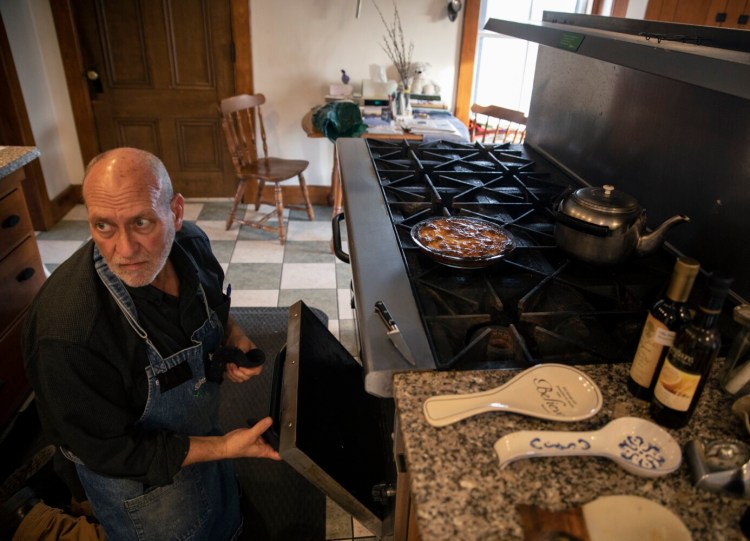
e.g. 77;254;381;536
627;258;700;400
650;272;734;428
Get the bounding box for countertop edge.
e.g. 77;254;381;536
0;146;41;179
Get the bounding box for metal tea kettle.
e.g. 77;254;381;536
554;184;690;265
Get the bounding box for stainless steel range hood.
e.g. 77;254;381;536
485;12;750;100
487;11;750;303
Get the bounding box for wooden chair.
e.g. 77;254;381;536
469;104;528;144
220;93;315;244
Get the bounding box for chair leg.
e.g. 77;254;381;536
298;172;316;221
254;180;266;210
274;183;286;245
226;180;247;231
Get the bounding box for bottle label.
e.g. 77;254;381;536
653;356;701;411
629;314;676;388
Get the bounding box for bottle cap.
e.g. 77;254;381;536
707;272;734;295
701;272;734;312
667;257;700;302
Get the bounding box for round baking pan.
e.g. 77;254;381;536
410;216;516;269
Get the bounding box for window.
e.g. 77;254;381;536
473;0;587;114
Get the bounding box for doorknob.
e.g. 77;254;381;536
86;67;104;96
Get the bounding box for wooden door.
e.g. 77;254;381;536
72;0;235;197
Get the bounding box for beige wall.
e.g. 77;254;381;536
1;0;84;198
251;0;464;185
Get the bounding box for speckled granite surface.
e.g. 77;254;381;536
0;146;40;179
393;362;747;540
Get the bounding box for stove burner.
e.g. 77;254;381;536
366;139;675;371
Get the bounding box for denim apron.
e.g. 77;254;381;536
62;247;241;541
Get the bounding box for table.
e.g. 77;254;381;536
301;107;470;217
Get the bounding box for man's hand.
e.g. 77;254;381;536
222;315;264;383
223;418;281;460
183;417;282;466
224;361;262;383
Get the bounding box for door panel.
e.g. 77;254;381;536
74;0;235;197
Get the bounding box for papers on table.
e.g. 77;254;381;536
405;118;461;137
366;124;404;135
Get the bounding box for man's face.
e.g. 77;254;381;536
84;152;183;288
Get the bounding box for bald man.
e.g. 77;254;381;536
23;147;280;541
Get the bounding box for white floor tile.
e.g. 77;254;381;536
231;240;285;263
286;220;333;242
335;240;350;263
62;204;87;221
328;319;339;339
37;240;85;263
242;204;289;221
280;263;336;289
337;288;353;320
220;262;229;274
183;202;203;222
325;497;353;540
353;518;375;538
228;289;279;307
195;220;240;241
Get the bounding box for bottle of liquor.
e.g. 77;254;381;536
627;257;700;400
650;272;734;428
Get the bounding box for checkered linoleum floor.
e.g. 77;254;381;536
35;198;376;541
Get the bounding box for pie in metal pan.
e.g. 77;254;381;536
410;216;515;268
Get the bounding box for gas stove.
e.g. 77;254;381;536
335;137;677;396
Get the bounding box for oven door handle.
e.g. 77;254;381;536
332;212;350;263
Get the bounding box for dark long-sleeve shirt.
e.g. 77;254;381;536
23;222;229;486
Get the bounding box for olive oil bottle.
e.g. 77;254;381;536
627;257;700;400
650;272;734;428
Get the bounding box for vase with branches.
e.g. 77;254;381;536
372;0;415;89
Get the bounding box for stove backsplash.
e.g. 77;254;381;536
526;36;750;303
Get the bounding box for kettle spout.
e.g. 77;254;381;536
636;214;690;256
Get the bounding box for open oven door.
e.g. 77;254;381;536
268;300;396;539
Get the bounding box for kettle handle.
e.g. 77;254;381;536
555;210;611;237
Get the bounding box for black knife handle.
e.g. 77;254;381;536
375;301;396;330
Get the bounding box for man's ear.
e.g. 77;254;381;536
171;193;185;231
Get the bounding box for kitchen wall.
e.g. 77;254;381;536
251;0;464;185
1;0;463;200
0;0;84;200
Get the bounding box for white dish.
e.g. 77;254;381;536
494;416;682;477
423;363;603;427
583;495;692;540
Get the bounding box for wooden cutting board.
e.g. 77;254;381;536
516;503;591;541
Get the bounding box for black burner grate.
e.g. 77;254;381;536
366;139;674;371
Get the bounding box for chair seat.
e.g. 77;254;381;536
220;93;316;243
238;157;309;182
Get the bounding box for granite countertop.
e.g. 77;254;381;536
0;146;40;179
393;362;748;541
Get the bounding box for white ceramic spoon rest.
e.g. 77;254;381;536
423;363;602;427
494;416;682;477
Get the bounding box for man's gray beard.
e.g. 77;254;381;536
112;227;176;288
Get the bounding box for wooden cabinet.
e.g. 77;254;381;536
0;151;45;429
645;0;750;28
